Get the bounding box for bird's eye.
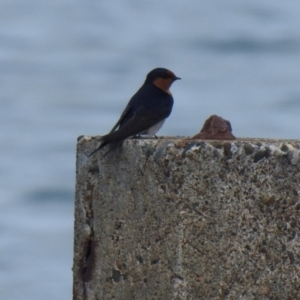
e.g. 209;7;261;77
161;73;168;78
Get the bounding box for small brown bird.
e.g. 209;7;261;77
88;67;180;157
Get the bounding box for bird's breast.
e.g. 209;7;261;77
144;119;166;136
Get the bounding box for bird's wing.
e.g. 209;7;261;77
109;86;145;133
109;84;173;135
109;84;155;133
109;103;134;133
104;105;170;143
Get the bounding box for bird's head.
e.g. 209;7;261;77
145;68;181;94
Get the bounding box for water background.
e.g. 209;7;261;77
1;1;300;299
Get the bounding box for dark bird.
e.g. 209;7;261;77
88;67;180;157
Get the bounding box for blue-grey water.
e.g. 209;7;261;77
1;1;300;299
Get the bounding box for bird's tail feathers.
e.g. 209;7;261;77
87;137;108;157
102;140;124;157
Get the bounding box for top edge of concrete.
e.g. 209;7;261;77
77;135;300;143
76;135;300;167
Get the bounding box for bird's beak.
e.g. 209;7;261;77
174;76;181;81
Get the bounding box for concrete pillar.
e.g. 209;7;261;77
73;137;300;300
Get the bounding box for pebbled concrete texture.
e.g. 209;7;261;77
73;137;300;300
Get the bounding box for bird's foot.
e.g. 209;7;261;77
132;134;142;138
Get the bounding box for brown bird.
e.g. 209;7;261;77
88;67;180;157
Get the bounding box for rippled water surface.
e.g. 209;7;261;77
1;1;300;299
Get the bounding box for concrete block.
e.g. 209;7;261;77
73;137;300;300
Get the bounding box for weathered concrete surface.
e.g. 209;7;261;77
74;137;300;300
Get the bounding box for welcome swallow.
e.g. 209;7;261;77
88;67;180;157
